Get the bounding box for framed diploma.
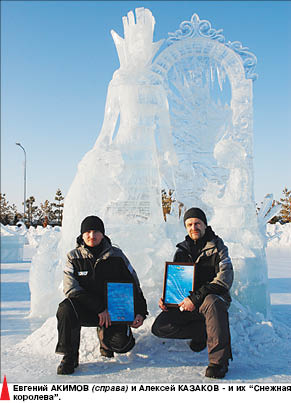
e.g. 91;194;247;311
106;282;135;324
162;262;196;307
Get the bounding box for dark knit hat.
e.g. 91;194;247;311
80;216;105;235
183;208;207;226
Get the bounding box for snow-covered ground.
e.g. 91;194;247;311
1;224;291;388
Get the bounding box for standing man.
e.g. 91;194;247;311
56;215;148;375
152;208;233;379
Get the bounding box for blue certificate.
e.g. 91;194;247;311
163;262;195;306
106;282;135;323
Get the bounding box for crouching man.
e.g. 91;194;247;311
55;215;148;375
151;208;233;379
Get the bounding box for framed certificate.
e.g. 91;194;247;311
106;282;135;324
162;262;196;307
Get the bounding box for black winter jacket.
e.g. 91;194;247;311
174;227;233;308
63;236;148;319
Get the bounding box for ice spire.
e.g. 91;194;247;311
111;8;163;71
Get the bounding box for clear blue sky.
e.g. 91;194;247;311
1;1;290;211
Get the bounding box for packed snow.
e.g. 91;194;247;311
1;223;291;385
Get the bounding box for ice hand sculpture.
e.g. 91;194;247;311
257;194;282;244
111;8;163;72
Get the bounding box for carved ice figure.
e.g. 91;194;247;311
60;8;178;259
94;8;178;224
102;8;179;210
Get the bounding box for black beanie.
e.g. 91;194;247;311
80;216;105;235
183;208;207;226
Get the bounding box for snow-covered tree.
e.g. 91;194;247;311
52;188;64;226
39;200;56;225
279;187;291;223
25;196;40;226
0;193;19;225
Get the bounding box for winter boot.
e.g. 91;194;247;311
189;339;207;352
205;362;228;379
57;353;79;375
97;327;114;358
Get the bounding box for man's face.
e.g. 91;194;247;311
185;217;206;241
82;230;104;247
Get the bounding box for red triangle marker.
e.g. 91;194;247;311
0;376;10;400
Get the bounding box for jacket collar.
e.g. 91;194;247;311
77;235;112;260
176;226;217;256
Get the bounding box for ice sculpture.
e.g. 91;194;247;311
150;13;270;316
58;9;272;317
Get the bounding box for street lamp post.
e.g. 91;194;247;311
16;142;27;221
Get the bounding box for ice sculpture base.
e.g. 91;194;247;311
232;256;271;318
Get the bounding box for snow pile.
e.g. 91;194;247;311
1;223;20;237
0;223;60;253
15;294;291;375
26;225;58;248
0;223;26;262
5;222;28;237
230;299;291;362
16;316;156;363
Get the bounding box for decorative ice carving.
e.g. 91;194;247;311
151;11;270;316
257;194;282;244
167;13;225;43
167;13;258;81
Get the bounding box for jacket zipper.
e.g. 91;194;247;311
93;247;111;270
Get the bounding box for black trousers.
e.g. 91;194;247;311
151;294;232;365
55;298;135;356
